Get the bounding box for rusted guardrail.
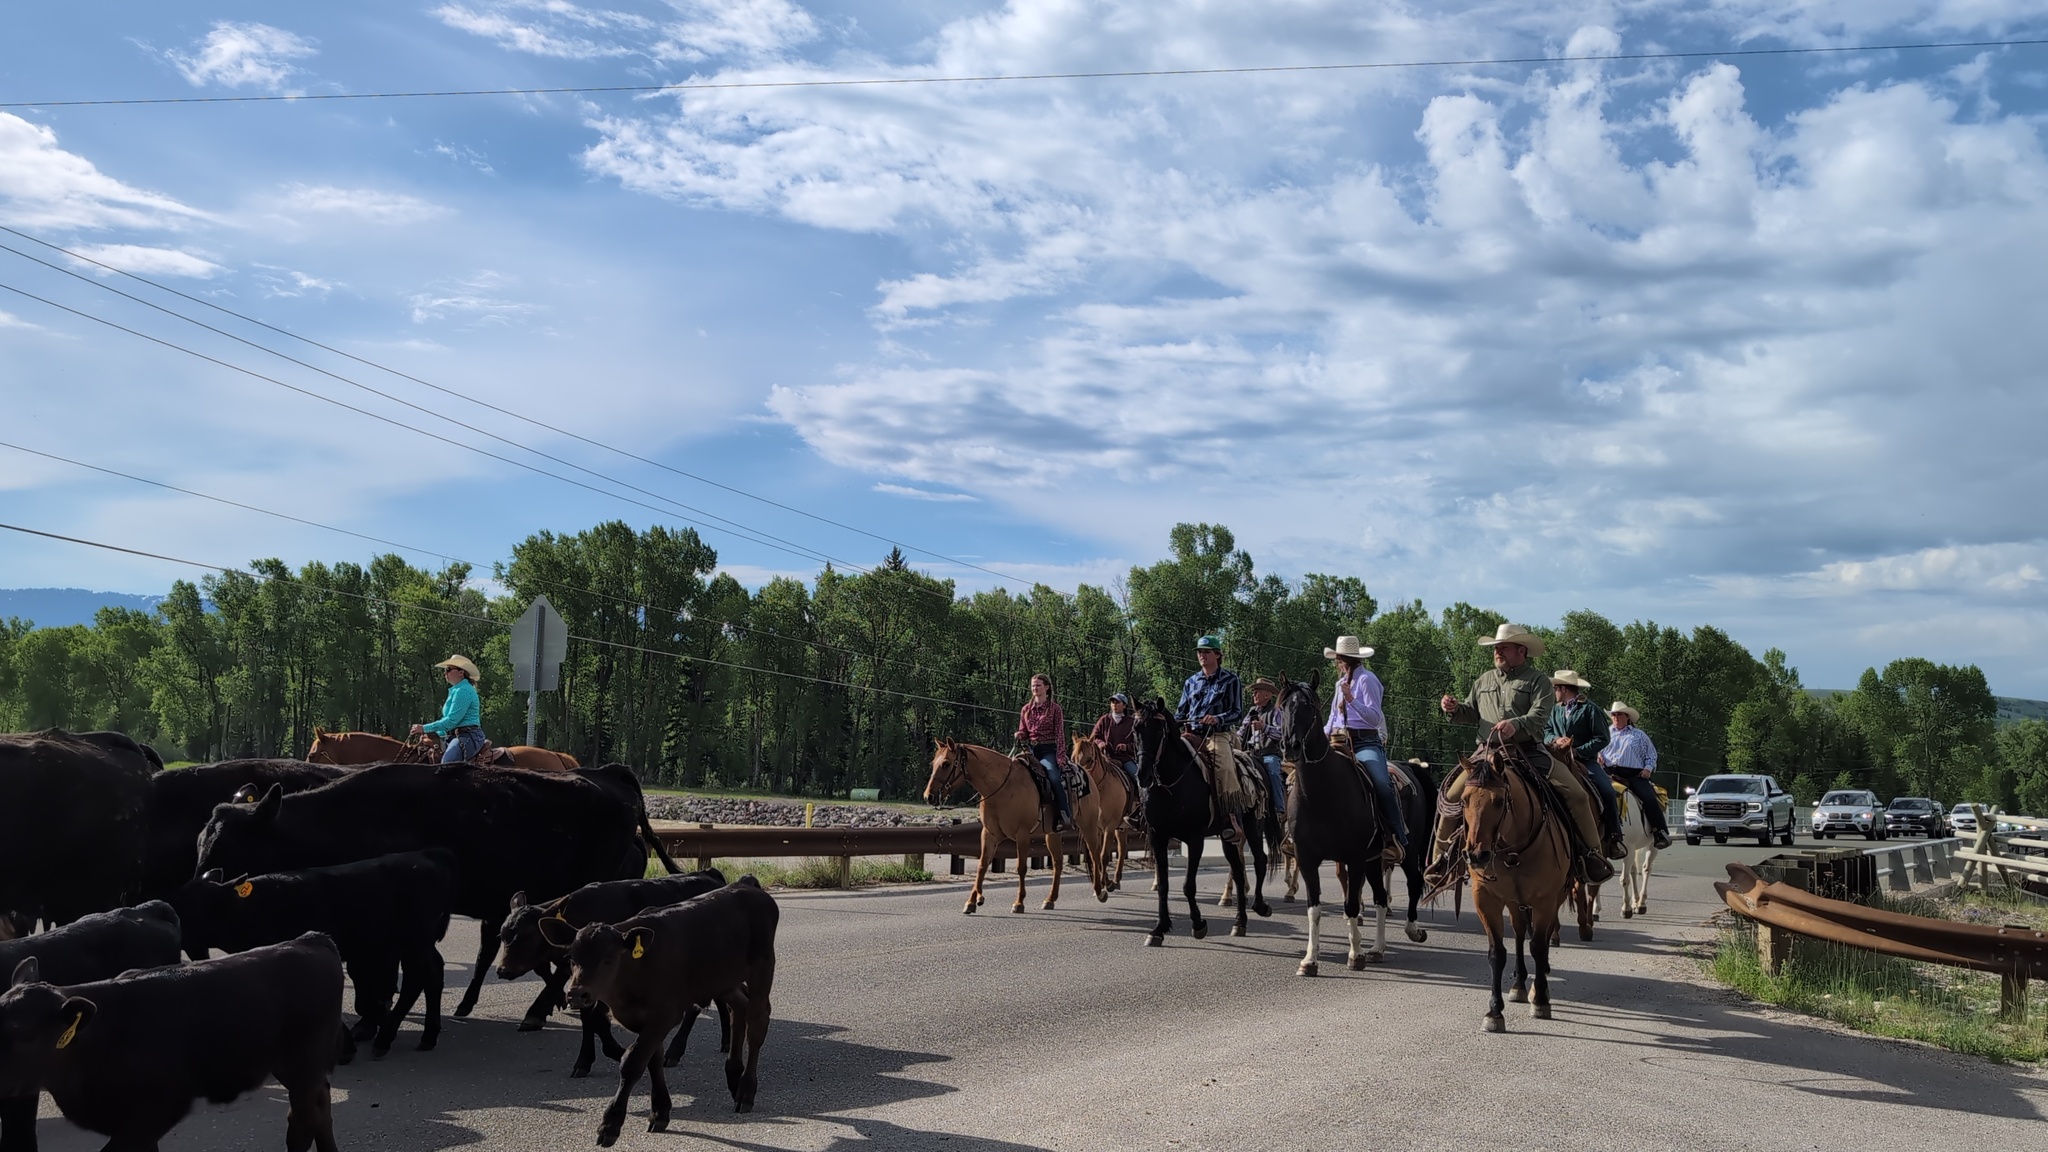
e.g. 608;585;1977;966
1717;861;2048;1018
647;820;1137;887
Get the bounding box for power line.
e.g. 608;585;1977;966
4;38;2042;109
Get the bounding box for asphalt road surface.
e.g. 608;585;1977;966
30;840;2046;1151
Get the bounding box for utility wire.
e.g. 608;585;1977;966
3;38;2042;109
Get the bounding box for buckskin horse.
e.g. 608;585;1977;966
306;729;581;771
1457;740;1574;1032
1271;674;1394;974
923;739;1066;913
1134;700;1270;946
1068;736;1132;901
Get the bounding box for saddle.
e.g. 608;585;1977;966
1014;754;1088;817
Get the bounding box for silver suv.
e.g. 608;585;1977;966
1684;774;1797;846
1811;789;1888;841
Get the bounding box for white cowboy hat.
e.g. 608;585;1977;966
1607;701;1641;722
1323;635;1374;661
1549;669;1593;690
434;655;481;684
1478;622;1546;659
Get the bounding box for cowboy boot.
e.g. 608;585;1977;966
1421;813;1462;889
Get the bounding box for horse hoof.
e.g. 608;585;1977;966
570;1065;592;1079
517;1017;545;1033
1533;1003;1553;1020
1483;1015;1506;1033
962;903;976;915
1347;956;1367;971
1145;935;1164;948
1230;924;1245;938
1508;987;1528;1004
1622;908;1634;919
1192;923;1209;941
1593;913;1601;922
1253;902;1272;918
1282;894;1295;903
1578;926;1594;942
1406;927;1429;943
1011;904;1025;914
1298;962;1319;977
976;894;986;905
1367;950;1386;964
1042;900;1056;910
1636;904;1648;915
1096;890;1109;903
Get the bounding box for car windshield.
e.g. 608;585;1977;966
1952;804;1976;815
1889;799;1930;810
1698;778;1765;796
1821;792;1874;806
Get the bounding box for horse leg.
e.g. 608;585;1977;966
1298;862;1323;976
1248;825;1272;918
1365;866;1391;964
1221;838;1250;937
1111;827;1126;891
1480;890;1507;1032
1508;905;1531;1004
1184;838;1209;941
1147;828;1173;945
1013;835;1031;914
1531;902;1557;1020
1577;878;1595;942
1343;860;1365;970
1042;828;1063;910
966;830;995;914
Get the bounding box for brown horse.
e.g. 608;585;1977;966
305;729;580;771
1459;742;1573;1033
1068;736;1131;901
923;739;1065;914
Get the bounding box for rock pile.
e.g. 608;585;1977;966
645;795;960;828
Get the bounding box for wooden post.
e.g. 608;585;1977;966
2002;971;2029;1022
834;856;852;889
696;823;714;874
1757;923;1793;976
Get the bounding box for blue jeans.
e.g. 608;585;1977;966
442;728;486;763
1348;731;1407;848
1258;753;1286;819
1032;744;1070;824
1583;758;1622;836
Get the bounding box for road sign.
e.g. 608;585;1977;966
510;595;568;693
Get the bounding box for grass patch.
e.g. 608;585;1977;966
649;855;934;889
1707;917;2048;1062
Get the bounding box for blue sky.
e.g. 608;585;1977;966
3;1;2047;694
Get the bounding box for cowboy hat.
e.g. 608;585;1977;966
1550;669;1593;690
1323;635;1374;661
1248;677;1278;694
434;655;481;684
1607;701;1641;722
1478;622;1546;658
1194;634;1223;652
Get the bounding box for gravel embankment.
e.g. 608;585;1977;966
645;795;962;827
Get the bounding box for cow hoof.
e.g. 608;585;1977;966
1406;926;1429;943
517;1017;545;1033
1230;924;1246;938
570;1065;592;1080
1191;922;1209;940
371;1045;391;1061
1533;1003;1553;1020
452;1004;475;1020
664;1054;683;1069
1508;986;1528;1004
1483;1015;1506;1034
417;1035;438;1052
1298;961;1319;977
349;1019;377;1043
1253;901;1273;918
596;1125;622;1148
1622;908;1634;919
649;1115;670;1133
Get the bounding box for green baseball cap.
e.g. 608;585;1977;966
1194;634;1222;652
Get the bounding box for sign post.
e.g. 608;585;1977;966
509;595;568;747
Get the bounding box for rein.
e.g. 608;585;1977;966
1468;740;1552;872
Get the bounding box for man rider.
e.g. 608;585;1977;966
1175;634;1249;843
1545;669;1628;859
1426;623;1614;886
1239;678;1287;826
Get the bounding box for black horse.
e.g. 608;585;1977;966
1135;700;1271;945
1272;674;1394;974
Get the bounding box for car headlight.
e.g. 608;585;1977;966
1746;802;1762;812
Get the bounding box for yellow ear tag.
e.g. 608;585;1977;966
55;1018;79;1050
235;881;254;898
630;938;645;960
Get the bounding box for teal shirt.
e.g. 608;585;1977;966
422;678;482;736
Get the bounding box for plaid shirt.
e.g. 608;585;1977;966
1600;724;1658;772
1175;667;1244;730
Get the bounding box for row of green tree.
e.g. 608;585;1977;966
4;520;2044;809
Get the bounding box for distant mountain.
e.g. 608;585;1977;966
0;588;166;629
1810;687;2048;728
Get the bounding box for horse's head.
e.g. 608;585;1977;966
1272;674;1329;764
1460;750;1516;869
304;730;335;764
924;739;968;806
1070;735;1101;776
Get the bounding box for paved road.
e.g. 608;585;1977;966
31;842;2046;1151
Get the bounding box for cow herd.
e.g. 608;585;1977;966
0;728;784;1150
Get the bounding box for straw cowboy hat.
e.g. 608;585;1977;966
1478;622;1546;659
1248;677;1278;694
1607;701;1641;723
1550;669;1593;691
433;655;481;684
1323;635;1374;661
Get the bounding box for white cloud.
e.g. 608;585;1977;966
873;482;978;502
165;21;317;91
0;310;41;331
408;271;540;325
0;113;206;230
273;183;449;225
432;0;813;62
431;1;646;60
67;244;221;278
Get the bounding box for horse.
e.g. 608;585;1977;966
1068;736;1132;901
1593;782;1658;920
306;728;580;771
1268;674;1394;974
923;739;1066;914
1458;741;1574;1032
1133;700;1270;946
1275;753;1436;943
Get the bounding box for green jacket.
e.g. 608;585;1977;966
1545;697;1610;765
1448;662;1554;744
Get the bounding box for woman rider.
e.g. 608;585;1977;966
412;655;487;764
1016;673;1072;830
1089;692;1141;804
1323;635;1408;857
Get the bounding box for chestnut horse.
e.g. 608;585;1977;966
923;739;1066;914
306;729;580;771
1068;736;1131;901
1459;741;1573;1032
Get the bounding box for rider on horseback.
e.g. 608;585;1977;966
1599;702;1672;850
413;655;487;764
1175;635;1248;845
1323;636;1408;859
1425;625;1615;887
1239;678;1287;826
1016;673;1073;831
1545;670;1629;859
1090;693;1143;817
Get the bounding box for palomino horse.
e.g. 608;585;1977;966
1068;736;1131;901
306;728;580;771
1134;700;1270;945
1593;782;1659;921
1459;741;1573;1032
923;739;1066;914
1271;673;1393;973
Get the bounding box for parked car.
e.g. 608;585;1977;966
1811;790;1888;840
1683;774;1796;846
1883;797;1947;838
1950;804;1979;835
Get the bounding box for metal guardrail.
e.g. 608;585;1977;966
646;819;1132;887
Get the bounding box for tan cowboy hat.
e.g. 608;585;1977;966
1323;635;1374;661
1478;622;1545;658
1607;701;1640;723
1550;669;1593;690
434;655;481;684
1248;677;1278;694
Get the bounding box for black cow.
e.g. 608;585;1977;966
0;730;156;928
173;849;456;1058
552;878;780;1145
195;761;680;1020
0;902;184;1152
0;932;344;1152
142;760;349;909
495;869;727;1078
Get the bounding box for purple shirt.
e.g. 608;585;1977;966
1325;666;1386;737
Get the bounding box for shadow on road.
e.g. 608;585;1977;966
680;1116;1054;1151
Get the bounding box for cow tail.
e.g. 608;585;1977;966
642;807;681;875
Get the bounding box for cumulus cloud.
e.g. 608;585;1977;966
66;244;221;278
165;21;317;90
0;113;206;230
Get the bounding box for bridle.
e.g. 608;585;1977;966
928;745;973;806
1465;738;1550;872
